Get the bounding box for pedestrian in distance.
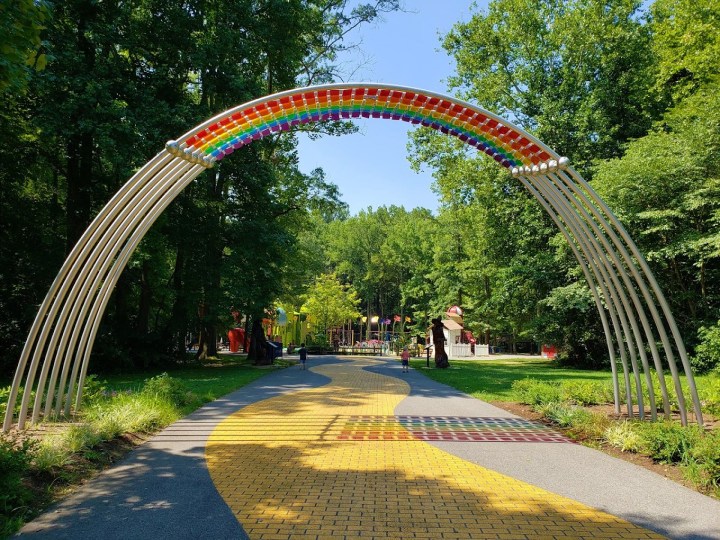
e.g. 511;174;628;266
299;342;307;370
401;346;410;373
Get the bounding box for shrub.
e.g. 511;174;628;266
698;374;720;417
682;430;720;495
0;386;36;419
511;379;561;405
0;435;35;536
638;422;703;464
605;421;644;452
560;380;604;405
141;373;196;407
81;375;109;405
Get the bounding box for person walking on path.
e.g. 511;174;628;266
298;343;307;370
401;346;410;373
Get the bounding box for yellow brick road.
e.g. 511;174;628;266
206;358;662;539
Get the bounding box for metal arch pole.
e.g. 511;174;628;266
548;172;672;419
64;158;200;414
556;168;685;420
48;158;194;419
516;177;622;413
34;157;189;424
68;161;207;414
533;172;654;418
6;152;172;431
545;173;667;419
558;167;699;424
521;173;638;416
528;173;645;418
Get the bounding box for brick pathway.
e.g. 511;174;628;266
206;358;661;539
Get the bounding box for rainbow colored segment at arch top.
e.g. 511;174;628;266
179;84;554;169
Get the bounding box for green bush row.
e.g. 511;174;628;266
511;373;720;416
512;378;720;496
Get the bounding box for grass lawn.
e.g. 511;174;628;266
409;357;719;417
410;357;615;401
97;355;283;410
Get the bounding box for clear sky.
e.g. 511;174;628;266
296;1;485;216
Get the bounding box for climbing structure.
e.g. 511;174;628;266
3;83;703;431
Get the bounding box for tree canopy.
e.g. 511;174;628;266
1;0;720;374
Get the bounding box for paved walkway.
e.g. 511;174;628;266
17;357;720;539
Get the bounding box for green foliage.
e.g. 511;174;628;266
512;377;611;407
0;386;35;420
32;435;72;472
694;322;720;373
698;374;720;416
534;402;610;440
683;430;720;494
0;0;48;94
638;422;703;463
0;435;35;536
141;373;197;408
512;379;562;406
86;393;181;439
605;421;644;453
302;273;361;334
651;0;720;99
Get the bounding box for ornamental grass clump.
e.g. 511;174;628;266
605;421;644;453
85;392;181;437
535;402;610;440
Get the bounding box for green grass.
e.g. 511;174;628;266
97;356;273;412
409;357;613;401
409;357;719;415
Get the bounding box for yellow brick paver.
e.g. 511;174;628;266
206;358;662;539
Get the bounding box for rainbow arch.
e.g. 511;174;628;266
3;83;703;432
167;84;553;168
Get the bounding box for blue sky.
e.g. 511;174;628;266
296;1;485;215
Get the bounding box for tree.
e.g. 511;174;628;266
0;0;48;94
302;273;361;339
442;0;657;174
592;78;720;356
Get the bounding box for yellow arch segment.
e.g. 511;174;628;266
206;359;660;539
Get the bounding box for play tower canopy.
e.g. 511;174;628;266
2;83;704;432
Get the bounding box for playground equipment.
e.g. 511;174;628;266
3;83;703;431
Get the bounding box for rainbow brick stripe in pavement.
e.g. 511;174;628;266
337;415;574;443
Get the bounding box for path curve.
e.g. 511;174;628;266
207;357;660;539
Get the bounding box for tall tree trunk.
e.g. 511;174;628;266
248;317;270;365
136;259;152;336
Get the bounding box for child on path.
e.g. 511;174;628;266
299;343;307;370
401;346;410;373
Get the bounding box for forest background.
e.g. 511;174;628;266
1;0;719;376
